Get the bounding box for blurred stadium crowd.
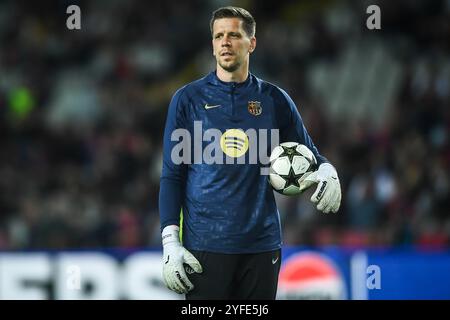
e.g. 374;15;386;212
0;0;449;250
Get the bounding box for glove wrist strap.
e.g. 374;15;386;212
162;225;181;246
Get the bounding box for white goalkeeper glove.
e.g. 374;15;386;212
300;163;342;213
162;225;202;294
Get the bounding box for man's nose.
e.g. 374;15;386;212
221;36;231;47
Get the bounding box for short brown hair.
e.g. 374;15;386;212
210;6;256;38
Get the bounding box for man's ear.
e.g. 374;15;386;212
212;39;215;56
249;37;256;53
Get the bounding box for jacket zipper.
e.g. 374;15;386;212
231;84;236;117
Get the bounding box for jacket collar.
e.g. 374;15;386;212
206;70;253;89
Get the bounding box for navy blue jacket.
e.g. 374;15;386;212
159;71;327;253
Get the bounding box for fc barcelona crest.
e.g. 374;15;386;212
248;101;262;116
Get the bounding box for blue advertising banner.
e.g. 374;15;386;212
280;246;450;300
1;247;449;299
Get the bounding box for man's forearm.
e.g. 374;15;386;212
159;177;184;232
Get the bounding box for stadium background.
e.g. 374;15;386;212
0;0;449;299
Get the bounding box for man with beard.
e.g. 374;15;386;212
159;6;342;299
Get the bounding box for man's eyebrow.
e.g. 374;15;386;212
214;31;241;36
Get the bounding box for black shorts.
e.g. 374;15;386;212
185;249;281;300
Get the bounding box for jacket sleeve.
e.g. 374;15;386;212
273;86;328;165
159;87;189;232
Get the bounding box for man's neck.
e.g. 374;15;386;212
216;66;248;83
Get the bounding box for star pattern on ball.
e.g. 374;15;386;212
279;145;301;162
278;146;303;189
280;167;301;189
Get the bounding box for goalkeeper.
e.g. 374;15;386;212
159;6;342;299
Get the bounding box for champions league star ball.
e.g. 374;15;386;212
269;142;317;196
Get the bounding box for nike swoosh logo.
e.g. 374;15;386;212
204;104;221;109
272;257;279;264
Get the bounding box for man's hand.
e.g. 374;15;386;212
162;225;202;294
300;163;342;213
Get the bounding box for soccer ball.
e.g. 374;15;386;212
269;142;317;195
